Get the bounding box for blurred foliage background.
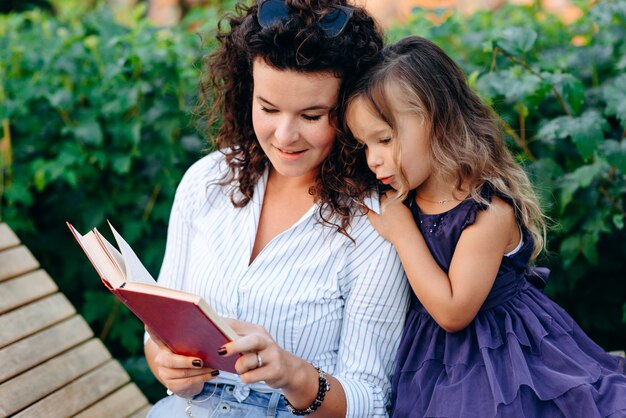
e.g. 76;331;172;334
1;0;625;403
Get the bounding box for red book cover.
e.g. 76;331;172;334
114;288;237;373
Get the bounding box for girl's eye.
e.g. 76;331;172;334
302;114;322;121
261;107;278;113
379;137;392;144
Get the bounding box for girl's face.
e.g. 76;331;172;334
346;95;432;192
251;58;341;183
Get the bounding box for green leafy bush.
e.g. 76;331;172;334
388;1;626;349
0;7;207;400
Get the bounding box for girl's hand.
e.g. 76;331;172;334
220;319;304;391
145;327;219;398
367;192;416;243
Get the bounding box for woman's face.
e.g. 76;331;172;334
251;58;341;183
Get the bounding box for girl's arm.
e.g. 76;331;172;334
368;195;519;333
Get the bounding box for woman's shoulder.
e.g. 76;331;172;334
182;150;228;181
173;150;231;210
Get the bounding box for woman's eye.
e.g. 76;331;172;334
261;107;278;113
379;138;392;144
302;114;322;121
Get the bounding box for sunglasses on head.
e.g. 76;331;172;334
257;0;354;38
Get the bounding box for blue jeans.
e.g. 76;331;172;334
148;383;293;417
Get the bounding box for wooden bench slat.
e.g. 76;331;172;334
0;223;20;251
0;245;39;282
0;338;112;416
13;359;130;418
0;315;94;384
0;293;75;349
128;404;152;418
0;270;58;314
73;383;150;418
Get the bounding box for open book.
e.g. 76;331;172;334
67;221;239;373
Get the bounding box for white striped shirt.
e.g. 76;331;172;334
157;151;410;417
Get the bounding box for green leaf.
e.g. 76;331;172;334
599;140;626;174
63;119;104;146
559;234;581;268
543;72;585;115
46;89;73;109
111;154;132;174
558;161;604;211
580;232;599;265
603;74;626;129
494;27;537;55
613;214;624;230
477;68;544;104
537;111;608;160
581;209;611;235
3;182;33;205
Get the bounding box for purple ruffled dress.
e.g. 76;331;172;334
391;186;626;418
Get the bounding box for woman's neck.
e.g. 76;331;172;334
267;167;318;197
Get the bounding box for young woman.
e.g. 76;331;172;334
145;1;410;417
344;35;626;417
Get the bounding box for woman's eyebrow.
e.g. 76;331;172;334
257;96;332;112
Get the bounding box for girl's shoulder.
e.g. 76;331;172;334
461;183;517;230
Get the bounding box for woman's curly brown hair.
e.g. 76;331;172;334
198;0;383;237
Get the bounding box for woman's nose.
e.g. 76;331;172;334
274;118;298;145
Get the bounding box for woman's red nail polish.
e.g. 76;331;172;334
192;359;202;367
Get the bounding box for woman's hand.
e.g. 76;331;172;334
144;328;219;398
219;319;307;391
367;192;416;244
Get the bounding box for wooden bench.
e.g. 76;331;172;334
0;223;151;418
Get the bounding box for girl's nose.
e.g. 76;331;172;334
366;148;383;169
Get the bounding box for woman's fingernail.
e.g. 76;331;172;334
192;359;203;368
211;370;220;376
217;347;227;356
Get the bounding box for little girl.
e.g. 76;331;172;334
343;36;626;417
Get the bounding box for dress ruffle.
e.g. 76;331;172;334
392;284;626;417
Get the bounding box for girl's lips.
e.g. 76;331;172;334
378;176;393;185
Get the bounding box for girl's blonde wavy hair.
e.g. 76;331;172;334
342;36;547;259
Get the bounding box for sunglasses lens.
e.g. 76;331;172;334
257;1;353;37
319;6;353;37
258;0;289;28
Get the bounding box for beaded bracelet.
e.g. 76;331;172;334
285;363;331;416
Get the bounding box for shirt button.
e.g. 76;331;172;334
240;285;249;293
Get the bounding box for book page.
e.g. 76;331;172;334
108;221;158;286
67;222;126;289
